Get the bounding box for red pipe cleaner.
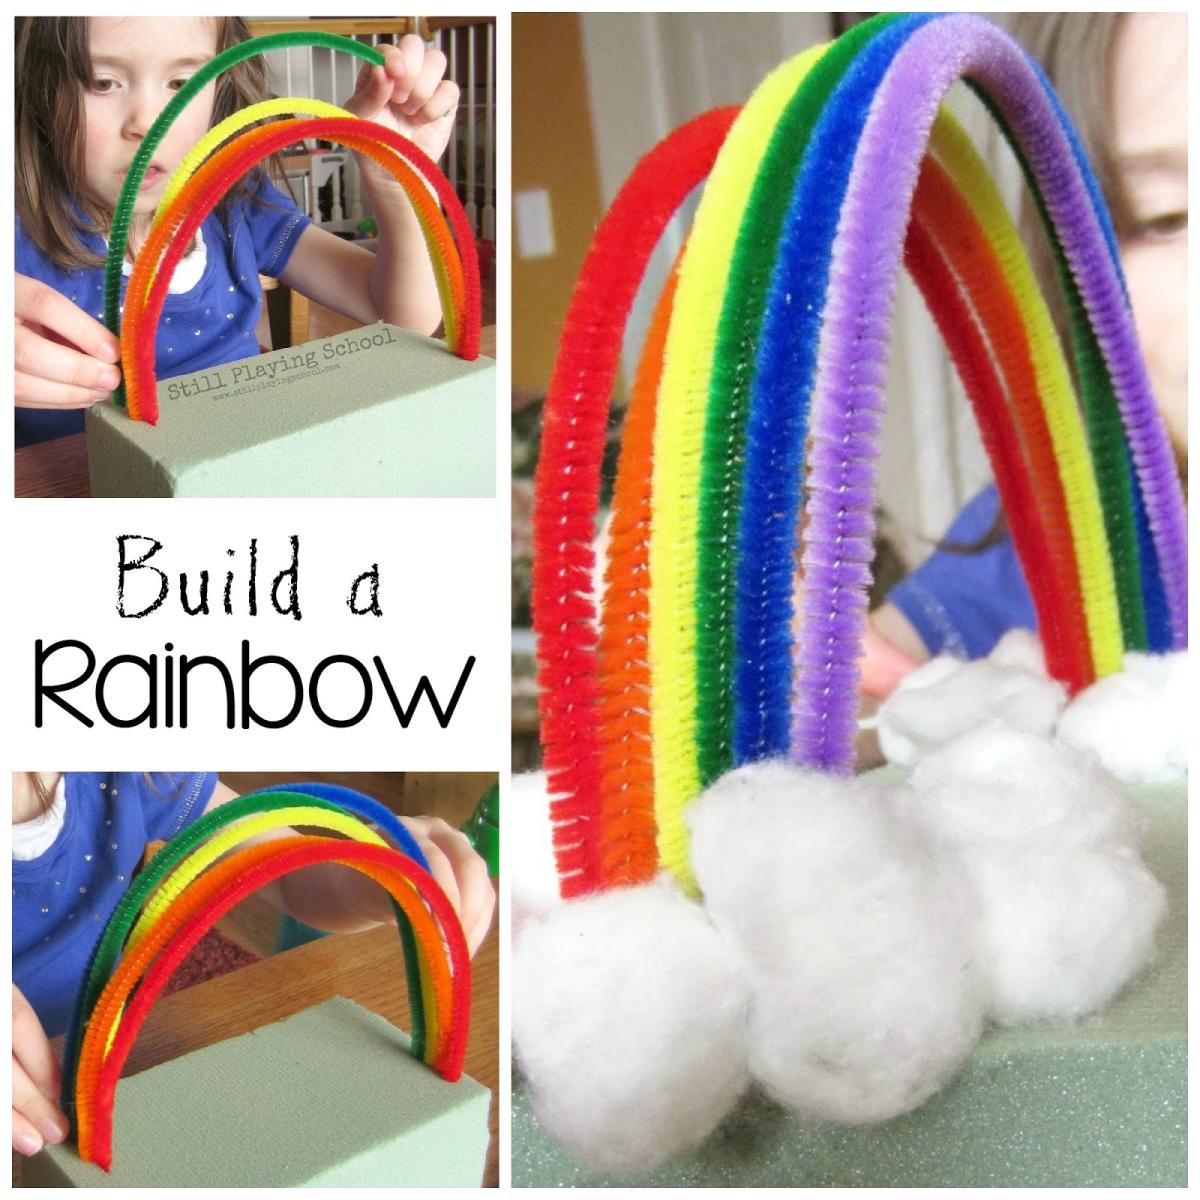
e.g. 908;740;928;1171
532;106;739;898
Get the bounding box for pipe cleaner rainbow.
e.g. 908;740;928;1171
106;31;480;424
532;12;1187;898
61;786;471;1172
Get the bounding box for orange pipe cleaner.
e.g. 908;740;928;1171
595;257;683;887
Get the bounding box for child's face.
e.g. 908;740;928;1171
1112;12;1188;466
82;17;220;219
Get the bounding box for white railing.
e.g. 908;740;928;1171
436;18;496;243
250;17;497;243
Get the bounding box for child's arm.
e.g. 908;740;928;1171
274;35;460;338
204;783;495;954
15;275;123;409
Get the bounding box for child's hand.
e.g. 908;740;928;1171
15;274;122;410
344;35;460;164
334;816;496;955
12;984;68;1157
404;816;496;954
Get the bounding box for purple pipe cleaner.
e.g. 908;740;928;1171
794;13;1186;771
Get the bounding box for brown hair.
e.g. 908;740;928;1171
25;773;57;816
16;16;283;271
22;772;175;816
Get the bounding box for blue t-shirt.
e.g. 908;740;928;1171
12;771;217;1037
887;484;1036;659
16;173;310;447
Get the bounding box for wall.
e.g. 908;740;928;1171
511;13;606;395
579;12;831;392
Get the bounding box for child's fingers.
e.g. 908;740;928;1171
14;372;111;409
401;48;448;117
394;33;428;102
348;54;421;123
419;819;495;954
409;78;459;127
12;986;62;1102
404;821;463;916
396;815;495;953
425;844;465;930
12;1107;46;1157
352;59;374;94
11;1060;68;1152
858;620;921;699
15;325;122;396
351;60;392;108
11;984;67;1153
466;875;497;954
15;274;120;363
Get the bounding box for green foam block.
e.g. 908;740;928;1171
513;778;1186;1187
86;323;496;497
26;997;491;1187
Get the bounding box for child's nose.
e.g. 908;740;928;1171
121;87;160;140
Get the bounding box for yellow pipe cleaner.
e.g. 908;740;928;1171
155;97;353;218
127;806;387;948
649;45;827;893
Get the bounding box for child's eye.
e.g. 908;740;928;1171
90;77;119;94
168;77;193;92
1132;211;1188;240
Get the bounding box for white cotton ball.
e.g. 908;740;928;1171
902;724;1167;1022
986;628;1047;675
960;845;1167;1024
512;878;750;1174
906;722;1141;853
877;652;1067;766
1057;651;1189;783
889;652;963;694
688;762;983;1124
509;771;562;938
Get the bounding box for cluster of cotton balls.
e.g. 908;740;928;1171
512;637;1180;1174
874;628;1189;782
